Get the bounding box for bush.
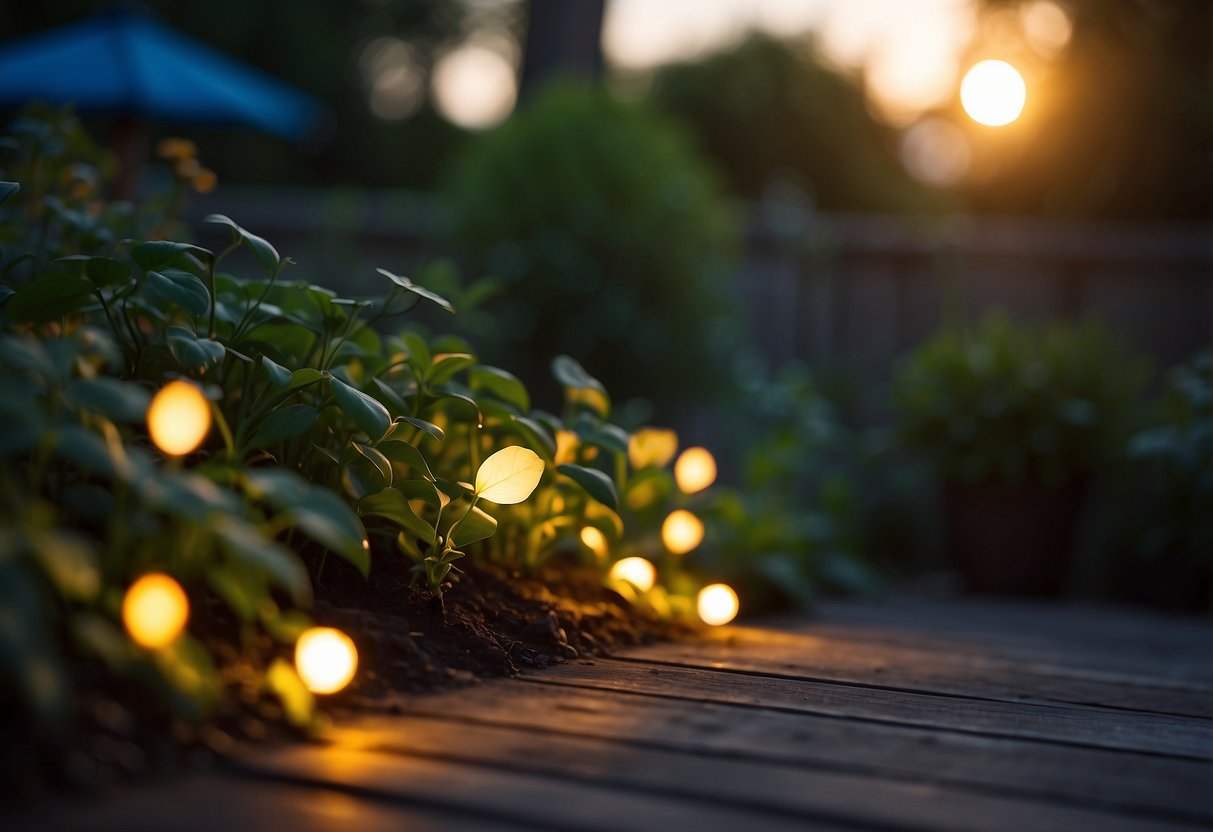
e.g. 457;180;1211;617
444;83;739;412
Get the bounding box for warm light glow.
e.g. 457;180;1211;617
580;526;608;558
431;42;517;130
609;557;656;592
900;117;971;186
122;573;189;649
960;60;1026;126
554;430;580;466
661;509;704;555
628;427;678;470
1021;1;1072;58
674;447;716;494
147;380;211;456
295;627;358;695
697;583;739;626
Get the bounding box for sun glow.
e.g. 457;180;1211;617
697;583;739;626
960;60;1026;126
147;380;211;456
661;509;705;555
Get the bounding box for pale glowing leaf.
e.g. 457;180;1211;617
474;445;544;504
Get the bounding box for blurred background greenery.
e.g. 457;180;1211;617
1;0;1208;608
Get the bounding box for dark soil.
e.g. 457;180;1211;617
1;547;690;806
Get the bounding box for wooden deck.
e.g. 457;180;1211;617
31;597;1213;831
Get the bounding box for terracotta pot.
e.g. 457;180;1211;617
945;479;1087;596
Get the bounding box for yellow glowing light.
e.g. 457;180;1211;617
960;60;1026;127
580;526;608;558
609;557;656;592
674;447;716;494
147;380;212;456
295;627;358;695
122;573;189;649
697;583;739;626
661;509;704;555
628;427;678;470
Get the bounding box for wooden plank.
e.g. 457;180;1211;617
236;744;830;832
524;658;1213;759
322;712;1206;832
30;772;521;832
614;630;1213;718
368;678;1212;824
791;600;1213;685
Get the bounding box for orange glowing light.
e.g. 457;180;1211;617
661;509;704;555
960;60;1026;127
295;627;358;695
122;573;189;649
147;380;211;456
580;526;608;558
697;583;739;626
674;447;716;494
609;557;656;592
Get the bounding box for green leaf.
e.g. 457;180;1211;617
427;352;475;386
350;441;393;486
0;181;18;204
131;240;211;271
557;463;619;511
377;436;435;481
469;365;530;413
261;355;291;389
247;404;318;449
147;269;210;318
205;214;280;271
55;255;131;288
552;354;604;391
400;331;431;374
286;368;327;391
166;325;225;367
67;378;151;423
358;487;436;545
448;505;497;548
331;376;390;441
394;415;444;443
245;470;369;576
376;268;455;314
0;333;56;378
5;271;93;322
213;517;311;605
264;659;314;727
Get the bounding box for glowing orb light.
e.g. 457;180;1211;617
609;557;656;593
295;627;358;695
960;60;1026;127
580;526;608;558
122;573;189;649
662;509;704;555
697;583;739;626
674;447;716;494
147;380;212;456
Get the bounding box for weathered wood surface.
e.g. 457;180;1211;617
30;597;1213;831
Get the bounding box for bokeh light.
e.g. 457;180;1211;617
1021;1;1072;58
122;573;189;649
697;583;739;626
147;380;211;456
580;526;608;558
628;427;678;470
295;627;358;695
431;42;517;130
674;447;716;494
662;509;705;555
609;557;656;592
960;60;1026;126
900;117;971;186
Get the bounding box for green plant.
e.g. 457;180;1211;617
444;82;739;411
893;314;1146;487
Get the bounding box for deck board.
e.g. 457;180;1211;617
25;597;1213;831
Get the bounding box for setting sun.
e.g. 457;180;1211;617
960;60;1027;126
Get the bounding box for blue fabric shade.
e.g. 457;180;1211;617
0;9;324;141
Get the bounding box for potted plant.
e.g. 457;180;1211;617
893;314;1144;595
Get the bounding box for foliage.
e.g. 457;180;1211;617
1109;349;1212;606
648;32;936;212
444;82;739;411
893;314;1146;487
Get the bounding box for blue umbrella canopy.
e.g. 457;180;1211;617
0;8;325;141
